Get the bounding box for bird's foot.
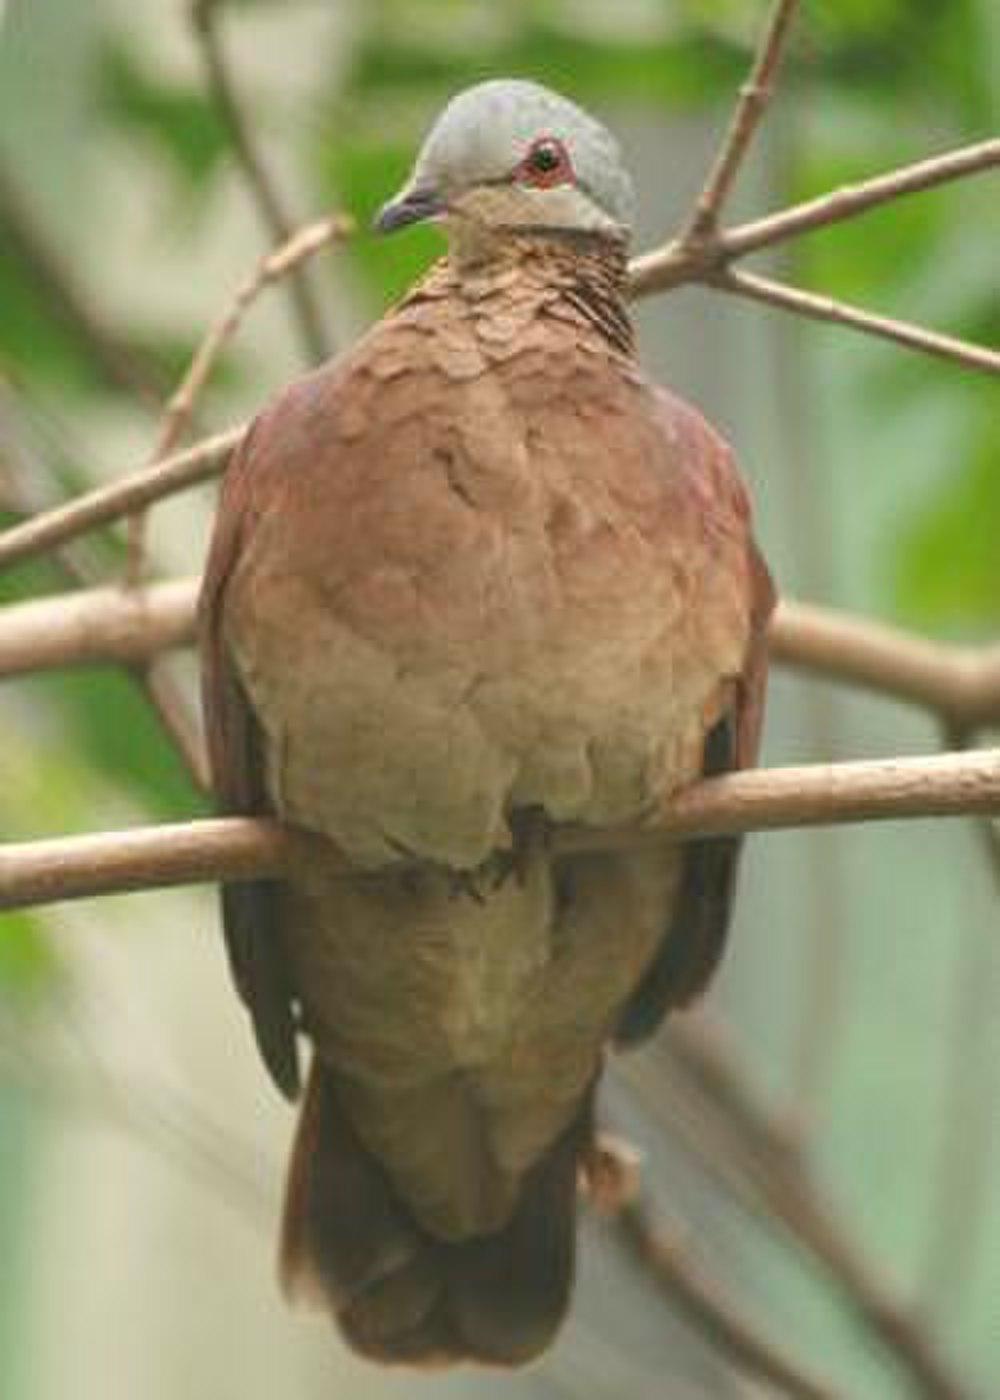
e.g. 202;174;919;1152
580;1132;642;1216
446;807;551;902
497;805;552;888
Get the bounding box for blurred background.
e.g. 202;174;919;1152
0;1;997;1396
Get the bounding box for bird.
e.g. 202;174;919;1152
199;77;774;1369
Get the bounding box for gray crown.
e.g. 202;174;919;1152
412;79;636;231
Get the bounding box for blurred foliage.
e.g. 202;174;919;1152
97;33;229;197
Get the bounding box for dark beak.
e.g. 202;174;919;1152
373;182;446;235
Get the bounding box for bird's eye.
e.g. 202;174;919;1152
519;137;572;187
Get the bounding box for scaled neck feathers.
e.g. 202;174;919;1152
403;233;635;359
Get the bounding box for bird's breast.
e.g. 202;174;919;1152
226;318;747;869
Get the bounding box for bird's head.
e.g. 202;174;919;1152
375;79;635;263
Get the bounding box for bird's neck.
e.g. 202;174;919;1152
441;230;634;358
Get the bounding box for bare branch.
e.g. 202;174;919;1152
0;426;241;574
919;724;1000;1309
713;268;1000;375
189;0;333;363
636;1020;973;1400
124;213;351;582
769;599;1000;729
722;137;1000;263
631;138;1000;296
0;581;195;678
681;0;801;241
140;662;210;792
2;750;999;912
6;579;1000;732
615;1199;837;1399
153;215;352;468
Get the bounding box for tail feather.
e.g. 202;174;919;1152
280;1059;591;1367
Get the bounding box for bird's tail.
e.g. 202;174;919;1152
279;1058;590;1367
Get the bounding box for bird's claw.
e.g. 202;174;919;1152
446;807;551;902
580;1132;642;1215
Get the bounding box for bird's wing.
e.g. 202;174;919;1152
198;419;301;1099
614;391;775;1047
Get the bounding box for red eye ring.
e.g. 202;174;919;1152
518;135;573;189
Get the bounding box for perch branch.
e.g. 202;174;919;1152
190;0;332;363
681;0;801;241
2;750;999;912
616;1199;836;1399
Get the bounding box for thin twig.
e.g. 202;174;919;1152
153;215;352;468
721;137;1000;264
2;749;999;912
616;1199;837;1399
630;138;1000;296
0;399;207;793
918;724;1000;1311
0;426;242;574
713;267;1000;375
625;1022;972;1400
140;662;210;792
681;0;801;241
189;0;332;364
124;213;351;582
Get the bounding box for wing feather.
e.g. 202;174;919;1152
199;423;300;1099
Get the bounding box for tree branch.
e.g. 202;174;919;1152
768;600;1000;727
720;137;1000;264
2;750;998;912
633;1019;973;1400
124;213;351;582
189;0;333;364
630;138;1000;296
616;1198;837;1399
153;215;352;470
681;0;800;241
0;427;241;574
5;579;1000;730
713;267;1000;375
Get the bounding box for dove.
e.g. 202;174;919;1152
199;77;774;1367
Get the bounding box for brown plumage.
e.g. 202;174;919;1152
199;80;773;1367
